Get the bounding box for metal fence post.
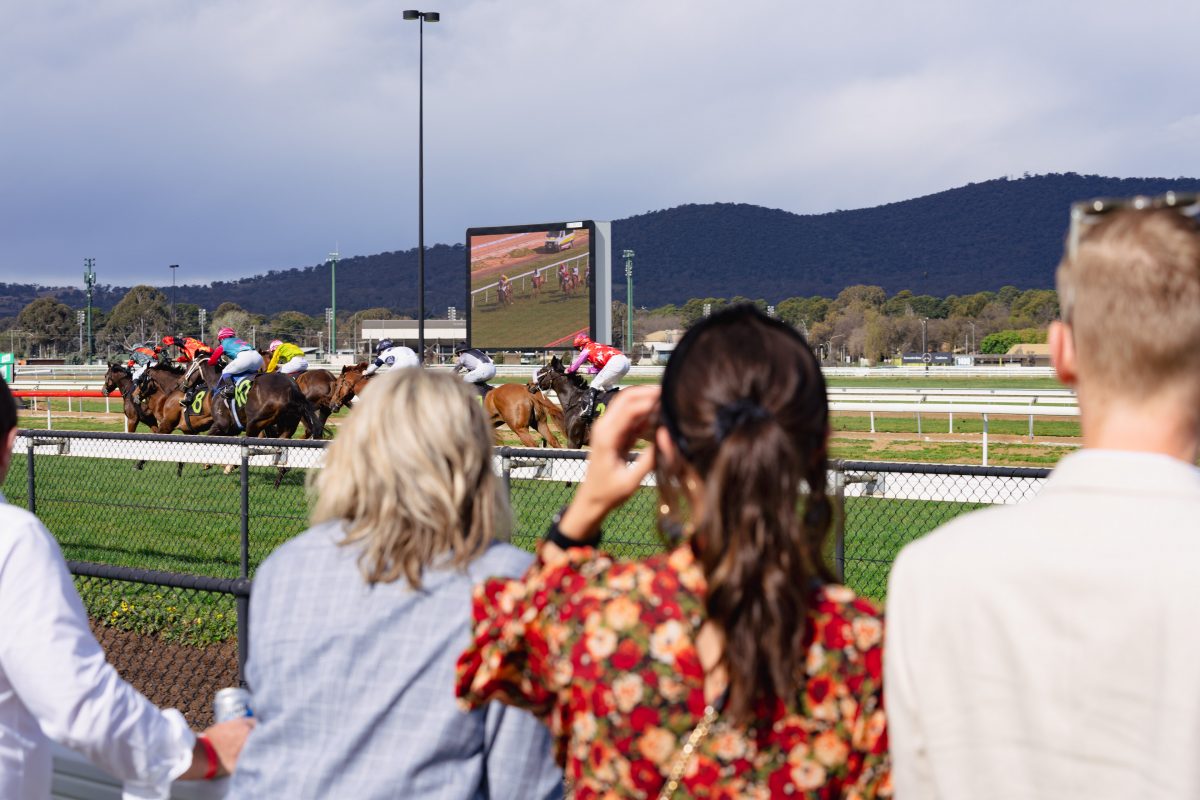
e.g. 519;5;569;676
832;460;846;584
26;437;35;514
982;414;990;466
499;446;512;505
238;442;251;684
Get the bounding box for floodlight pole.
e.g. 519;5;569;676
404;9;439;363
622;250;635;351
83;258;96;359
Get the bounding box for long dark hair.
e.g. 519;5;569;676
658;304;832;724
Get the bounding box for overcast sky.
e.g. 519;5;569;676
3;0;1197;287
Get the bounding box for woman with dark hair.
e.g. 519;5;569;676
457;305;890;798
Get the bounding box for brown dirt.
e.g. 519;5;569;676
90;623;239;728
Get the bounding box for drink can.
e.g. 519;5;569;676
214;687;254;723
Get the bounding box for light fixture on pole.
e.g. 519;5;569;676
403;9;440;364
77;310;85;356
169;264;179;330
622;250;635;350
198;308;207;340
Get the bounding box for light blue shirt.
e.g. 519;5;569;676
228;522;562;800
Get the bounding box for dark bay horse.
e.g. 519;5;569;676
103;364;159;435
189;360;322;440
535;356;619;448
483;383;563;447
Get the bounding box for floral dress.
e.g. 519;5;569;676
456;544;891;799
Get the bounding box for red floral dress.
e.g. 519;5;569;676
456;545;891;798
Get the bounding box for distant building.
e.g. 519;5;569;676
358;319;467;359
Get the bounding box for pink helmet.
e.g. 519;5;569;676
218;327;236;340
573;333;591;349
268;339;283;352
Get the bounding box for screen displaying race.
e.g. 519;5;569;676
467;223;592;350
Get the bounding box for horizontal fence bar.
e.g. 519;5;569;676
836;459;1050;479
66;560;252;597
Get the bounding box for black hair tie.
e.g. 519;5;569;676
714;398;771;444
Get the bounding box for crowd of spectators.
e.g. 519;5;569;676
0;197;1197;799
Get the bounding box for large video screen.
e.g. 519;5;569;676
466;221;594;350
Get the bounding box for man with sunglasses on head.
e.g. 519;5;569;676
886;195;1200;799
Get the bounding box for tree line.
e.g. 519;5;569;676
627;284;1059;363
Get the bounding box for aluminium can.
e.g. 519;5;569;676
213;687;254;723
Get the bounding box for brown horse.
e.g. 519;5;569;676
531;272;546;297
103;364;159;435
328;363;373;412
535;356;620;448
483;383;563;447
137;365;214;436
292;369;336;438
189;360;322;440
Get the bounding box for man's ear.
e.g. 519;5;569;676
0;427;18;486
1049;321;1077;388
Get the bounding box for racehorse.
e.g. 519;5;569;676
498;281;514;306
188;359;322;440
483;383;563;448
137;365;214;436
531;272;546;297
102;364;188;474
535;356;620;448
103;364;159;435
328;363;372;412
292;369;336;439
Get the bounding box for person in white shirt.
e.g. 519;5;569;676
885;197;1200;799
363;338;420;376
0;377;253;798
452;343;496;387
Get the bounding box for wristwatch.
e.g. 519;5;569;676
544;505;603;549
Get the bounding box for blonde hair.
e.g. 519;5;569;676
1058;208;1200;404
310;368;510;587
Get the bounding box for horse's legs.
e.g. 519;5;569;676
535;415;562;448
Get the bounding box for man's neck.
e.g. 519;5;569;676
1078;388;1200;464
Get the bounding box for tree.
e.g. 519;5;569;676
17;297;76;357
101;285;170;349
834;285;886;311
980;330;1022;354
269;311;316;342
1010;289;1059;325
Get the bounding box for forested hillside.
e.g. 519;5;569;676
4;173;1197;317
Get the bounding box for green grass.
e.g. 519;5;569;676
829;437;1074;466
830;414;1081;438
472;287;591;349
825;375;1064;390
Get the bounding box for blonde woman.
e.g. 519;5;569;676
229;369;562;799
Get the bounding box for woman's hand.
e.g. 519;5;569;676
554;385;660;544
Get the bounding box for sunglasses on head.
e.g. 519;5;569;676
1067;191;1199;261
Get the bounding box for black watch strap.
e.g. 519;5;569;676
545;505;602;550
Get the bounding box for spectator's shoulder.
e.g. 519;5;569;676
816;583;882;624
0;502;55;550
894;502;1022;575
255;520;345;580
471;541;536;581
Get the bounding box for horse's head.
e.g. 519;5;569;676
330;364;369;412
103;364;129;395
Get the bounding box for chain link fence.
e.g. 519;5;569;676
6;430;1051;724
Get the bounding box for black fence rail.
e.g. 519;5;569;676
4;430;1053;725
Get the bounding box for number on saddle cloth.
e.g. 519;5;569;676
233;375;253;408
190;390;207;415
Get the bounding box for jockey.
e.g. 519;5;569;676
363;338;420;376
162;334;212;363
127;343;162;405
266;339;309;375
453;342;495;386
566;333;631;419
207;327;265;399
498;274;511;300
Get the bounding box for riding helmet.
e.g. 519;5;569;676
268;339;283;352
218;327;236;340
573;333;591;349
376;339;393;353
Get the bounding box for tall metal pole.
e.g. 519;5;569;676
83;258;96;359
622;250;635;351
417;15;425;364
405;10;438;363
169;264;179;330
329;252;338;354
